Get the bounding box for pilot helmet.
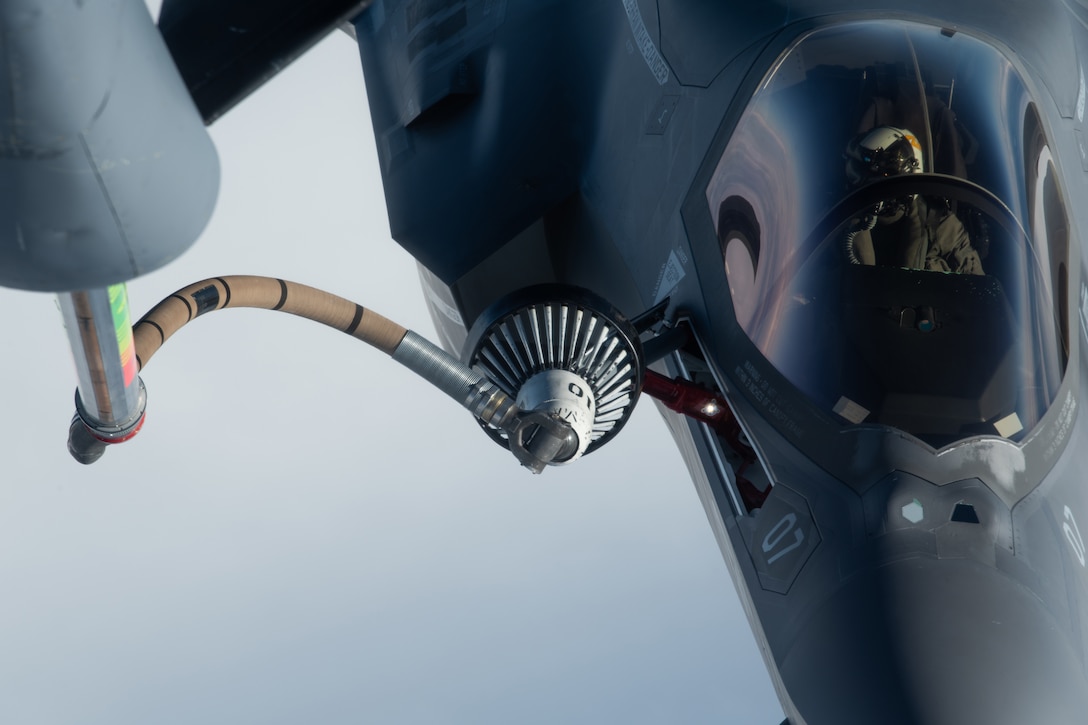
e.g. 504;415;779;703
845;125;924;218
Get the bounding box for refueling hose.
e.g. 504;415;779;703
70;275;578;472
132;275;405;368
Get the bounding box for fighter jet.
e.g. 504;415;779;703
4;1;1088;722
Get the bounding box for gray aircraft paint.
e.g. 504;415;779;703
0;0;218;291
6;1;1088;723
352;4;1088;723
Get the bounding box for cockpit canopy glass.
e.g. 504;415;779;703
706;21;1070;447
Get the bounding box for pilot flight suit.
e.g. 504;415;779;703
851;196;984;275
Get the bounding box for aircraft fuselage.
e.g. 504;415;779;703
355;2;1088;722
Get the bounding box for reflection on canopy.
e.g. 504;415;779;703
706;21;1069;447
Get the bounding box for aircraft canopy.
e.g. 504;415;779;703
706;20;1071;446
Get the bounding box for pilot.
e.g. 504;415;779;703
843;125;983;275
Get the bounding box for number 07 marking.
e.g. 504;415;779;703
762;513;806;566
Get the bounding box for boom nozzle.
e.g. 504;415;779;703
59;285;147;465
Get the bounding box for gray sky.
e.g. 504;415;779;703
0;11;782;724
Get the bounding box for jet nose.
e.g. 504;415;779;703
778;557;1088;725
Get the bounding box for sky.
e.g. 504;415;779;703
0;7;783;724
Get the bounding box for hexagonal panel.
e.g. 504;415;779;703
902;499;924;524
